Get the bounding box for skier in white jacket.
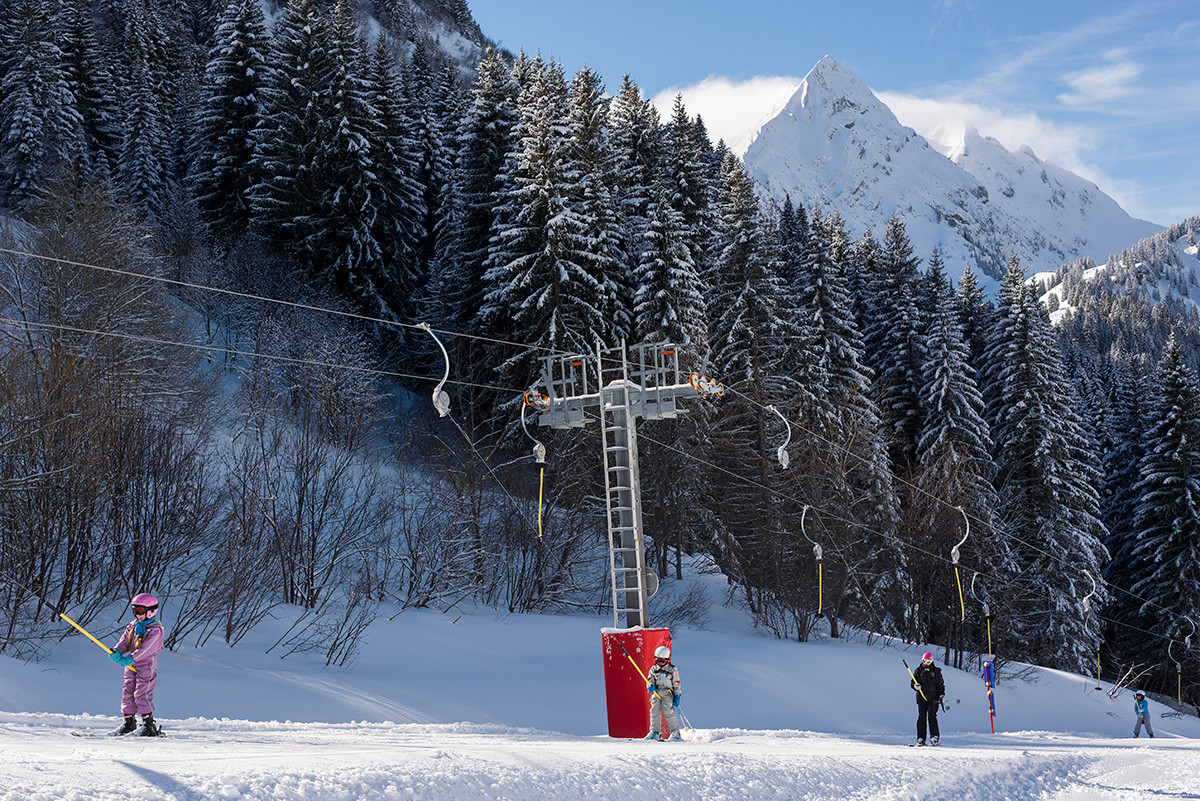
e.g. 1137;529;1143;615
645;646;682;740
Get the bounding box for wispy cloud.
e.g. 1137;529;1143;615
650;76;800;157
875;92;1145;212
1057;61;1143;107
878;93;1094;169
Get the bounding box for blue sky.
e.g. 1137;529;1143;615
470;1;1200;225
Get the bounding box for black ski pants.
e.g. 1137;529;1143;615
916;696;940;741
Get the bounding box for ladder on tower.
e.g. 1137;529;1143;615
597;342;650;628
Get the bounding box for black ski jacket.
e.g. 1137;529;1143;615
911;663;945;699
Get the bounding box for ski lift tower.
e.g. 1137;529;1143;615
528;340;723;628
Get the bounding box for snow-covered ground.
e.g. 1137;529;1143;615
3;575;1199;800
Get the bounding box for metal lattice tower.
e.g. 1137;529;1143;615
531;341;723;628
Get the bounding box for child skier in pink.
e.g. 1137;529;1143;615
109;593;164;736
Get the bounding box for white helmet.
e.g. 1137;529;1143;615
1135;689;1145;697
654;646;671;660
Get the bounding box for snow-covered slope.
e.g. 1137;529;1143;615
2;567;1199;799
743;57;1161;282
1035;216;1200;324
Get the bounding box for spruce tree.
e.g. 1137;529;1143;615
1101;356;1151;659
437;46;515;332
985;256;1108;671
60;0;121;177
314;1;386;308
633;184;706;346
566;66;626;343
797;210;902;636
367;37;425;329
608;75;662;347
705;160;797;622
481;57;607;395
118;0;174;218
661;95;716;317
402;42;453;302
1129;335;1200;661
866;215;925;470
0;0;80;211
956;262;993;384
191;0;269;237
912;258;1002;651
251;0;331;270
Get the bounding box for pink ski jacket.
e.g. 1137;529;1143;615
113;619;164;670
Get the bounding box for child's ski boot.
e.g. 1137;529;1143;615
110;716;137;736
135;716;160;737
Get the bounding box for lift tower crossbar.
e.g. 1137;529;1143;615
532;341;722;628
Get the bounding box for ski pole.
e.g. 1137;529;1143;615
677;704;695;731
902;658;928;702
2;571;135;672
616;640;666;704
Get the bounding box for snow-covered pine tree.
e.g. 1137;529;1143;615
865;215;925;471
190;0;268;237
251;0;331;271
633;183;706;347
401;41;454;307
313;1;387;312
565;65;627;344
608;74;660;237
775;195;807;291
0;0;81;211
956;261;992;385
632;180;712;580
911;257;1003;658
705;159;800;629
863;215;921;377
845;227;879;332
606;74;661;335
985;256;1107;671
118;0;175;219
1101;355;1152;661
367;36;425;335
661;96;716;315
480;56;607;396
794;209;902;637
1128;334;1200;669
60;0;121;178
437;46;515;333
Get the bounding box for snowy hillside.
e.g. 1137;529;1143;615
1036;216;1200;325
743;57;1161;282
3;568;1199;800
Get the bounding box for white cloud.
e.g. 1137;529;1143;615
877;93;1090;167
650;76;800;157
1057;61;1143;107
877;91;1148;214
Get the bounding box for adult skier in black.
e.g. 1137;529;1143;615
910;652;945;746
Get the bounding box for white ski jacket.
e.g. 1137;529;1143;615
648;662;681;697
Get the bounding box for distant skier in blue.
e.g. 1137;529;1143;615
1133;690;1154;738
910;653;945;746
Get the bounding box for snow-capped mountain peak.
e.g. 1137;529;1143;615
793;55;887;116
743;57;1161;283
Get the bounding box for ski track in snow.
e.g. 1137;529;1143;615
3;712;1200;800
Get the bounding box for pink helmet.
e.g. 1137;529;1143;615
131;593;159;619
922;652;933;662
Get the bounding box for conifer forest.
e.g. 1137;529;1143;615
0;0;1197;702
